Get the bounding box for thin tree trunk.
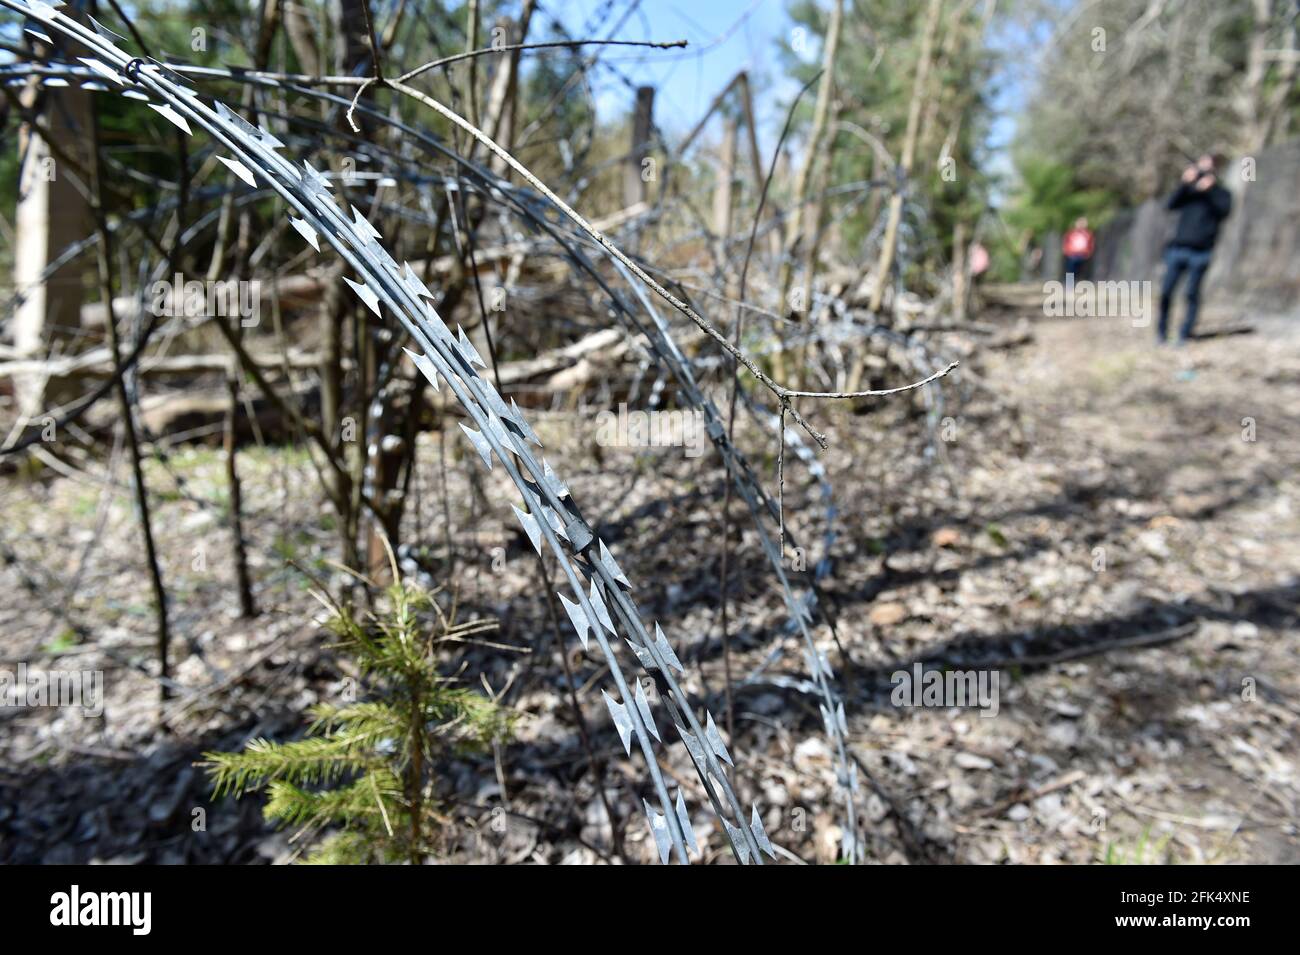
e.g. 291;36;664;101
88;107;172;701
283;0;321;75
869;0;943;313
466;0;481;130
779;0;843;307
224;367;257;618
484;0;536;179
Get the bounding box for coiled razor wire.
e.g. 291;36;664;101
0;0;965;860
6;0;780;864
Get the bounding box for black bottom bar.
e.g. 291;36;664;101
1;864;1281;941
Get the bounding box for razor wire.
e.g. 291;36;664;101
0;1;962;860
4;0;785;865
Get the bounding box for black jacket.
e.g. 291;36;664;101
1166;180;1232;251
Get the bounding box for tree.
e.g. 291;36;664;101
780;0;1000;297
205;559;514;864
1011;0;1299;219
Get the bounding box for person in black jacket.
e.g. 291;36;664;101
1157;153;1232;344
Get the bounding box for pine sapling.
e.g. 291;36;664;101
204;556;513;863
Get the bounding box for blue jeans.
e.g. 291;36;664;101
1158;245;1213;341
1064;256;1086;277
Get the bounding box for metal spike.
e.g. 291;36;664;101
142;57;188;88
598;540;631;588
795;592;816;624
211;102;281;148
24;26;53;44
676;722;707;766
122;90;149;102
750;805;776;859
705;712;733;766
633;680;659;741
214;101;263;143
653;623;684;674
457;423;493;470
804;647;820;680
216;155;257;188
79;81;109;92
485;411;513;450
43;77;69;88
357;233;394;272
510;504;542;556
256;125;285;150
643;800;672;865
724;821;751;865
557;592;590;651
289;217;320;252
626;639;656;671
400;262;434;301
564;515;594;552
820;704;835;737
675;791;699;855
587;580;616;634
541;506;569;542
542;459;570;498
456;325;486;368
77;57;123;86
506;399;541;447
421;305;455;344
401;347;440;393
836;701;847;734
148;61;196;96
601;690;633;756
341;276;381;316
350;205;382;241
300;160;332;196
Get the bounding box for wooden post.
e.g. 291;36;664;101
12;77;91;417
712;117;737;278
625;86;655;208
952;221;967;322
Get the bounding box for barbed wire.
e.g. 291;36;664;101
3;0;962;862
4;0;783;864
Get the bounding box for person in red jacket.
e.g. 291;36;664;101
1062;217;1094;277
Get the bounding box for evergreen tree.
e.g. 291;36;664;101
205;556;514;864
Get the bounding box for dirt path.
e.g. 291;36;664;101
2;304;1296;864
818;305;1300;863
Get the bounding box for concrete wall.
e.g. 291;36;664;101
1091;138;1300;310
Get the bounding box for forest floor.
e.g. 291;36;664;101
2;297;1297;864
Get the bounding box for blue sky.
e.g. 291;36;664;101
548;0;1034;184
549;0;804;145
